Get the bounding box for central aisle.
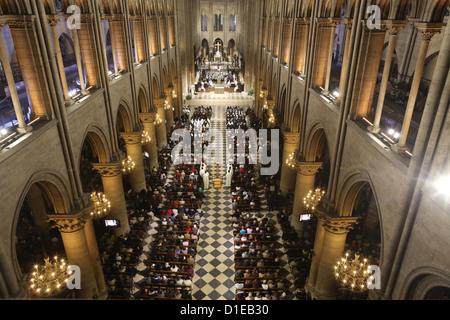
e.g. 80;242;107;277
192;108;236;300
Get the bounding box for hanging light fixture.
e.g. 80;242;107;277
334;252;371;292
172;90;177;99
29;256;69;297
286;152;296;169
154;113;163;125
141;130;152;145
303;188;325;212
122;155;135;174
90;192;111;219
164;99;171;110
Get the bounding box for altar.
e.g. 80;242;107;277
214;87;224;94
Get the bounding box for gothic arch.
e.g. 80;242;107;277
116;100;134;133
79;125;111;164
152;74;160;98
290;101;302;133
138;86;150;113
304;122;331;162
401;267;450;299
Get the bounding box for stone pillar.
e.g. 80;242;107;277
132;16;145;62
148;16;159;56
168;16;175;46
313;217;358;300
155;99;168;149
159;16;167;51
291;162;323;232
266;99;275;128
77;14;100;87
369;21;405;133
8;15;52;119
140;113;159;169
281;19;292;65
392;23;441;153
120;132;147;192
0;25;31;133
305;211;327;295
110;15;128;72
92;163;130;236
351;23;386;118
50;213;99;299
313;19;335;88
323;19;341;95
267;17;273;52
71;28;88;94
279;132;300;194
49;17;73;105
261;17;267;47
294;19;309;74
83;217;108;299
273;17;281;57
164;88;175;128
336;19;352;104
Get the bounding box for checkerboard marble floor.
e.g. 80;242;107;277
192;119;237;300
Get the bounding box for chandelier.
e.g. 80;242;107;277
90;192;111;219
141;130;152;145
268;113;275;124
286;152;296;169
263;101;268;110
334;252;371;292
172;90;177;98
154;113;163;125
30;256;69;297
164;100;171;110
303;188;325;212
122;155;135;174
259;90;264;98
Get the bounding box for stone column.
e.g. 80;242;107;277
77;13;100;87
168;16;175;46
0;25;31;133
110;14;128;72
266;99;275;128
132;16;145;62
148;16;159;56
281;19;292;64
8;15;52;119
267;17;273;52
323;19;341;95
369;21;405;133
120;132;147;192
164;88;175;128
273;17;281;57
155;99;168;148
49;17;73;105
291;161;323;231
261;17;267;47
159;16;167;51
336;19;352;104
140;113;159;169
302;18;311;75
92;163;130;236
279;132;300;194
351;23;386;118
49;214;99;299
71;28;89;94
305;211;327;295
392;23;441;153
313;217;358;300
83;216;108;299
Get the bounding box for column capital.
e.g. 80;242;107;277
47;15;61;26
164;88;173;96
343;18;353;29
415;22;444;40
63;13;95;24
322;216;359;235
129;15;144;22
316;17;341;27
361;20;388;33
92;162;123;177
6;15;35;29
296;17;311;26
48;211;89;233
385;20;408;35
282;132;300;145
295;161;322;176
120;132;142;145
154;98;166;108
139;112;156;123
266;99;275;110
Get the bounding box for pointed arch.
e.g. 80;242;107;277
138;86;150;113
